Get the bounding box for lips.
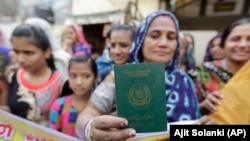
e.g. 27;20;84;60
155;51;168;56
235;51;250;56
73;88;84;92
114;57;126;63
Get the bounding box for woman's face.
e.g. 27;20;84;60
142;16;177;66
210;37;224;60
65;26;78;43
185;35;194;51
180;35;188;60
110;30;133;65
224;23;250;63
69;62;96;96
11;37;50;72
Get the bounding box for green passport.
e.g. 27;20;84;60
114;62;167;133
0;52;6;73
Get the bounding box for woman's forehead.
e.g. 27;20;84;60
147;16;176;32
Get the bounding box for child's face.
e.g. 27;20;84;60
11;37;50;73
64;26;78;44
110;30;133;65
68;62;96;96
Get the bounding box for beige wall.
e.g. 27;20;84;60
183;30;218;65
71;0;159;18
138;0;159;18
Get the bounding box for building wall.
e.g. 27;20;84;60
137;0;159;18
71;0;160;19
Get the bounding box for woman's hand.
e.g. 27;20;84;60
200;91;223;114
196;115;217;125
4;63;19;79
86;115;136;141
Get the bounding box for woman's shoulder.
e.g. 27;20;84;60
187;61;218;77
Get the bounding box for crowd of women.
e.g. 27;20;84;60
0;9;249;141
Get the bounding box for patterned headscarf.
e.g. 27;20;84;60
129;10;200;122
129;10;180;74
203;32;223;62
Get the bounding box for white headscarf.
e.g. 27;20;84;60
24;17;70;76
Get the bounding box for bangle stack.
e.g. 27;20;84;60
82;119;93;141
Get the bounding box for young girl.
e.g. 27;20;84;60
49;55;98;137
62;25;92;57
8;24;71;126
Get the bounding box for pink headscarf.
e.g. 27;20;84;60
71;25;91;47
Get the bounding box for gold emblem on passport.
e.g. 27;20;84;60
129;83;151;109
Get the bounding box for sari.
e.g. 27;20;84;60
210;60;250;124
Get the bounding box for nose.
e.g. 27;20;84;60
16;54;25;64
158;36;167;47
76;77;83;85
113;46;121;54
238;38;249;48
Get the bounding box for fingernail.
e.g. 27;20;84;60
121;122;127;127
129;131;136;137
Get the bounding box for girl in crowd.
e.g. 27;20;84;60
62;25;92;57
24;17;71;77
181;33;196;71
203;32;224;62
49;55;98;137
8;24;71;126
189;18;250;115
75;10;202;141
184;33;195;54
96;24;136;84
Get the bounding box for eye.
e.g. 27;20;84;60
168;34;177;40
82;74;90;79
229;36;240;42
120;43;130;48
110;43;116;48
150;33;159;39
69;74;76;79
24;51;34;55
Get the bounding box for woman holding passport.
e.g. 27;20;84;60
76;10;210;141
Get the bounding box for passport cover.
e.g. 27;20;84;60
0;52;6;73
114;62;167;133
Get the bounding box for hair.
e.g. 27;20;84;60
68;55;98;78
109;24;137;41
203;32;223;62
184;33;195;52
11;24;56;70
106;27;112;39
220;18;250;47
